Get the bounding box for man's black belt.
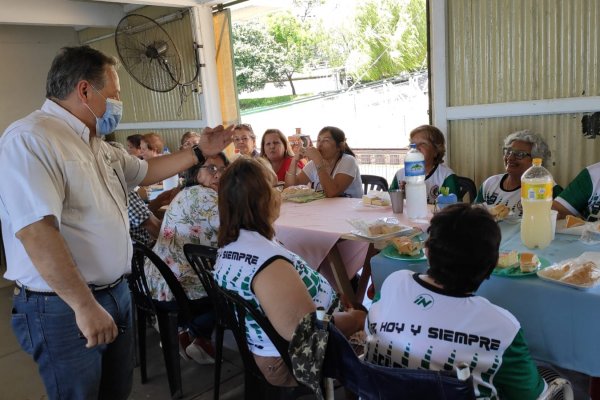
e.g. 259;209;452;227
15;275;126;296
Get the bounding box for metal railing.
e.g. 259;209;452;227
354;148;407;185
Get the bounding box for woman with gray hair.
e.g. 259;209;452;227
475;129;562;216
233;123;259;157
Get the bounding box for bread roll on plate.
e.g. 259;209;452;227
391;237;423;256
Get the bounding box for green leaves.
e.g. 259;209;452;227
348;0;427;82
232;22;287;93
232;0;427;94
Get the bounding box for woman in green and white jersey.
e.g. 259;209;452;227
365;204;547;399
475;130;562;216
553;161;600;221
390;125;459;203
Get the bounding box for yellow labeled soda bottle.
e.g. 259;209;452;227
520;158;553;248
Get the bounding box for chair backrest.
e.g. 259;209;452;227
183;244;226;327
361;174;389;194
456;176;477;203
218;286;293;375
129;244;158;316
131;242;194;321
183;243;219;300
322;323;476;400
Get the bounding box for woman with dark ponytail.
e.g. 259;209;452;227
284;126;363;198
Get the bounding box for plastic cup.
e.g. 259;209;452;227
389;189;404;214
550;210;558;240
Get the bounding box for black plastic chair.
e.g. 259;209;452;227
183;244;226;400
212;284;313;399
130;242;209;399
360;174;389;194
456;176;477;203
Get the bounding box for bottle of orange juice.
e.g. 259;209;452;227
520;158;553;249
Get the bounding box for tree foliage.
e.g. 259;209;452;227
348;0;427;82
267;12;325;95
232;22;287;93
231;0;427;94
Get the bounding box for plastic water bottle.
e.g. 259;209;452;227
521;158;553;249
404;144;428;219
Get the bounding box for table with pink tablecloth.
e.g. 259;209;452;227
274;197;430;301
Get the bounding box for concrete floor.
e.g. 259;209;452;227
0;280;592;400
0;280;246;400
0;281;336;400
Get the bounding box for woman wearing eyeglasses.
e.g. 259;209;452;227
390;125;460;203
475;130;562;216
144;152;229;365
233;123;259;157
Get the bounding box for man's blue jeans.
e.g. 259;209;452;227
11;281;133;400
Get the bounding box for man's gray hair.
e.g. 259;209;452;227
503;129;551;163
46;45;118;100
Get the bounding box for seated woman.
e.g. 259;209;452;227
475;130;561;216
365;203;547;399
233;123;259;157
144;152;229;364
214;157;366;386
126;134;143;158
553;161;600;221
284;126;363;198
391;125;459;203
140;132;164;160
260;128;305;181
148;131;203;218
179;130;202;150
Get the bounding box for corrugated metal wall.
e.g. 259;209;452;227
78;6;203;151
446;0;600;188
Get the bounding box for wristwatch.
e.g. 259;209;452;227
191;145;205;165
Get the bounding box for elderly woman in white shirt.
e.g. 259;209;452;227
284;126;363;198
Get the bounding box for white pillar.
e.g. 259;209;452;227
429;0;449;162
191;5;223;127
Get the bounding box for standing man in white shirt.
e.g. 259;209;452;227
0;45;232;400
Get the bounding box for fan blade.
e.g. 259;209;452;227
115;14;183;92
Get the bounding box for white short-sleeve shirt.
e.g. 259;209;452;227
0;99;148;290
303;153;363;198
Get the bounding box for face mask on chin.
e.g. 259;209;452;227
84;86;123;136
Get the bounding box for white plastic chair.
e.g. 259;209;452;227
537;366;574;400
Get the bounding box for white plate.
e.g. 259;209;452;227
502;214;522;224
536;252;600;290
356;200;392;209
481;204;518;223
537;272;600;290
351;226;413;240
555;219;596;235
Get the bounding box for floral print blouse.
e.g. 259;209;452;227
144;185;219;301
